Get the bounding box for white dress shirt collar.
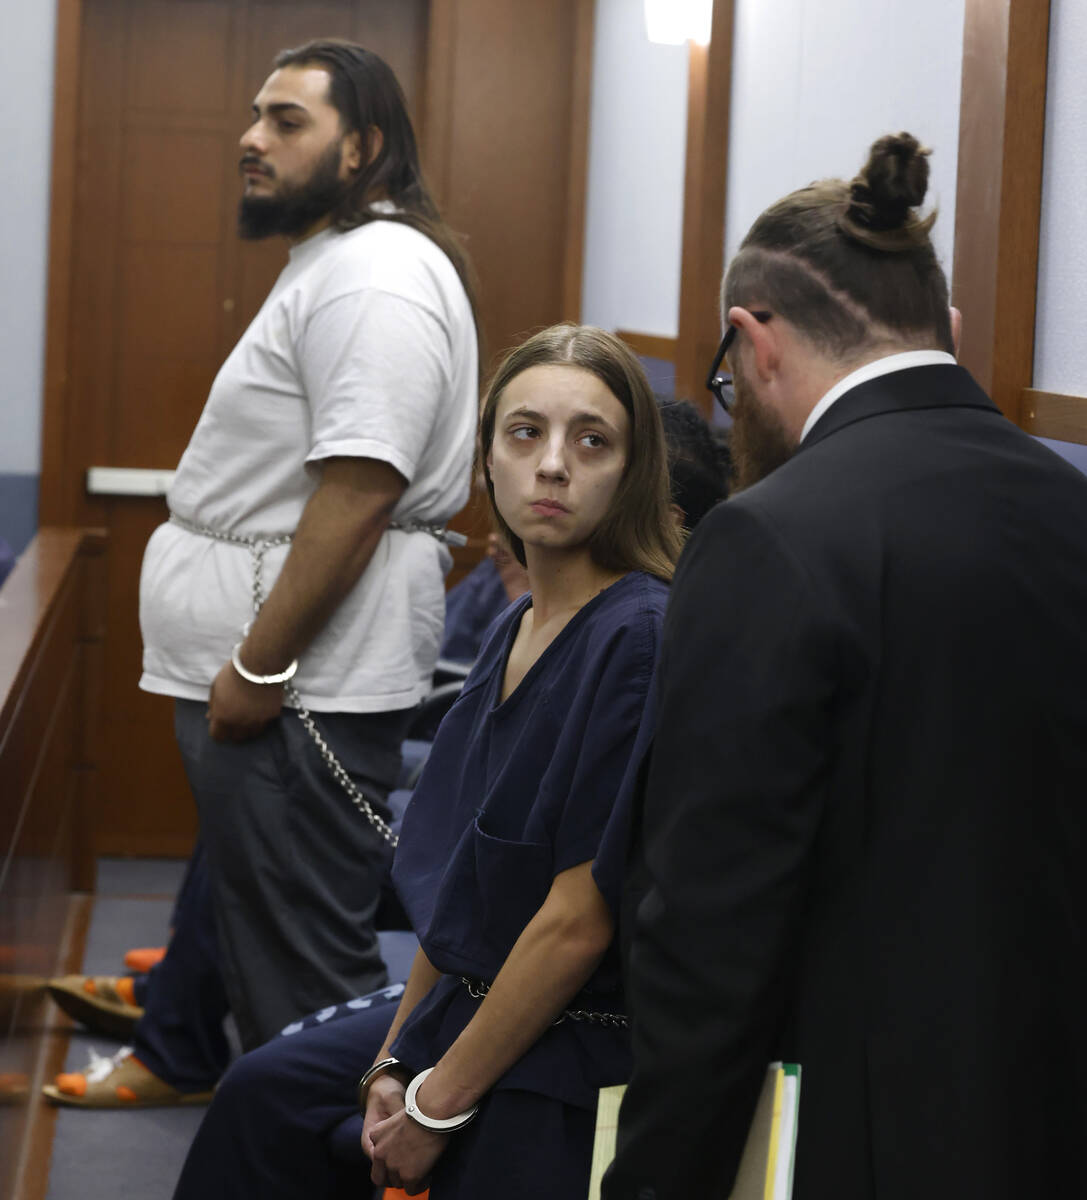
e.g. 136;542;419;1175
799;350;957;443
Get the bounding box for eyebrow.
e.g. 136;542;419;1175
251;101;310;119
504;406;620;431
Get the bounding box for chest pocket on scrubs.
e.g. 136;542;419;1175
472;815;553;961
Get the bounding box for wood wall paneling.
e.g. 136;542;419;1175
63;0;243;850
122;130;226;243
240;0;431;118
423;0;593;372
421;0;596;564
951;0;1051;424
244;2;353;90
61;0;126;528
350;0;430;112
420;0;456;200
675;0;734;413
561;0;595;324
73;541;107;891
616;330;679;363
128;3;232;112
1021;390;1087;446
39;0;84;529
93;500;195;855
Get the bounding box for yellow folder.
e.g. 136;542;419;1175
588;1062;801;1200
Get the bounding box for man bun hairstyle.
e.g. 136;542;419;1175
723;131;952;358
839;132;937;245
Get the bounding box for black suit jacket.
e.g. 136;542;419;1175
604;365;1087;1200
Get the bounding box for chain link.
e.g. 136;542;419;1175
461;976;630;1028
166;512;450;847
285;680;398;845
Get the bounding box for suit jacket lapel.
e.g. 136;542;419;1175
800;365;1001;451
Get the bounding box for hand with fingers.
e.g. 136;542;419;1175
369;1105;448;1196
206;659;283;742
364;1074;447;1195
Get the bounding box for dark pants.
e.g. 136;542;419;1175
131;837;210;1011
132;840;230;1091
173;699;409;1050
172;990;597;1200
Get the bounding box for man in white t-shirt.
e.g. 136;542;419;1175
46;41;478;1106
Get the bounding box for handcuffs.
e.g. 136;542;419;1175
358;1058;478;1133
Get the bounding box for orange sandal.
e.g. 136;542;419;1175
123;946;167;973
42;1047;214;1109
47;975;144;1040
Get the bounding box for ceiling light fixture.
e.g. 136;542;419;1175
644;0;713;46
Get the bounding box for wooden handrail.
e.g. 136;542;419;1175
0;528;106;731
1021;389;1087;446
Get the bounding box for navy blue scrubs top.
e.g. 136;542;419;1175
390;570;668;1110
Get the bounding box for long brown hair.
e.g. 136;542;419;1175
479;325;682;582
723;133;952;358
273;39;480;337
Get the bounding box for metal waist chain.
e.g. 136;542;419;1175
167;510;468;847
461;976;630;1029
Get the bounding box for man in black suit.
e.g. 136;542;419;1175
604;133;1087;1199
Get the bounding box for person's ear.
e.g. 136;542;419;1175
365;124;384;166
949;306;963;357
726;306;779;382
341;129;363;174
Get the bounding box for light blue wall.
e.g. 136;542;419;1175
1034;0;1087;397
0;1;57;555
726;0;965;282
581;0;689;338
1032;1;1087;481
0;475;40;557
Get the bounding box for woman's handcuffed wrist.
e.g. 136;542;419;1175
357;1057;408;1111
403;1067;478;1133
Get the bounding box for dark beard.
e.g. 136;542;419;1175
237;141;347;240
728;363;796;492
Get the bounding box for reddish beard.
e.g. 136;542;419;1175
728;361;796;491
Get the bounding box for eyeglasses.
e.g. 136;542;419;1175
705;310;773;414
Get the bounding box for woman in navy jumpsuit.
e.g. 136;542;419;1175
172;324;682;1200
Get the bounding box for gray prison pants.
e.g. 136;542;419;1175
173;698;411;1051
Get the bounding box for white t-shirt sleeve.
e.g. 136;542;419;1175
300;287;451;484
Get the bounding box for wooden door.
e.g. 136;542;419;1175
41;0;593;856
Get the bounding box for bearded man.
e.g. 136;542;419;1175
606;134;1087;1198
47;40;478;1107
